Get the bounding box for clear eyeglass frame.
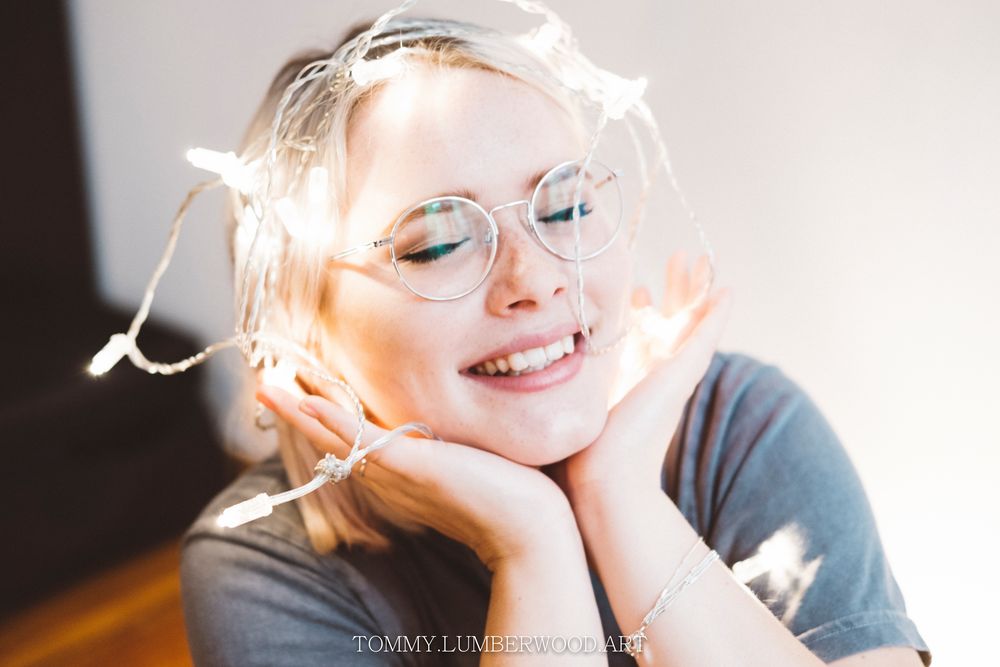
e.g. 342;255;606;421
328;158;624;301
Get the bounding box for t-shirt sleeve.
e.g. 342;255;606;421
180;523;408;667
698;354;932;665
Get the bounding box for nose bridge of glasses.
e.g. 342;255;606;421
487;199;533;236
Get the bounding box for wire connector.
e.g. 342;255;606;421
89;333;132;376
217;493;273;528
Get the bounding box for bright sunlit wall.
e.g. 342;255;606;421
68;1;1000;663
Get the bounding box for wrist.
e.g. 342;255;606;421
571;479;667;543
477;491;582;572
567;469;661;512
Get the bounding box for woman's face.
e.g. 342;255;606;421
325;66;632;466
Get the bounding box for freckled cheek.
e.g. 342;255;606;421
585;251;632;312
339;302;460;382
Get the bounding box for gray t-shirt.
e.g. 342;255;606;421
180;351;932;666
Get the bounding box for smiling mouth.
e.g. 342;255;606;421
466;332;583;377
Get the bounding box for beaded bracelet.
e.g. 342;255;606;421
625;537;720;657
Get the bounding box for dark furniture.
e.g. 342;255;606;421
0;1;229;617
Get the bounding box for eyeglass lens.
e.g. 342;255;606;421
391;160;621;299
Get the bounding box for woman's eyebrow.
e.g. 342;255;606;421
426;167;551;205
523;167;550;193
378;166;554;236
429;187;480;202
379;189;480;236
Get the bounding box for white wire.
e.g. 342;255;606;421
92;0;717;528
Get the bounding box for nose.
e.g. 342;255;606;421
484;201;569;315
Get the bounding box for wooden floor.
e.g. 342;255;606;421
0;539;192;667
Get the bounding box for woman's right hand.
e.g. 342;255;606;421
256;381;579;571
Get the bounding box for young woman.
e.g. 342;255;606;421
177;11;932;667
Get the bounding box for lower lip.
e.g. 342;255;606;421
461;335;585;393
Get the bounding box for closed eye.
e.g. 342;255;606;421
538;202;593;224
398;238;470;264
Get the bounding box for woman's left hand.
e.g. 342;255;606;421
548;251;734;506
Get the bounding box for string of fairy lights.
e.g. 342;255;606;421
89;0;716;528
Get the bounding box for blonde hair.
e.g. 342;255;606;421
225;18;589;553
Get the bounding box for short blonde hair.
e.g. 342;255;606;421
226;18;588;553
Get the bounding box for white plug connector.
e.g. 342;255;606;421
89;333;132;376
216;493;273;528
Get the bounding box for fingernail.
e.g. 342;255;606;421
299;399;318;418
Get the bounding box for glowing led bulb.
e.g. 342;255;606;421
89;333;132;375
217;493;273;528
185;147;254;192
521;20;563;55
608;306;693;406
273;167;330;240
260;359;301;396
274;197;305;238
601;74;647;120
634;305;690;351
350;48;412;86
308;166;328;205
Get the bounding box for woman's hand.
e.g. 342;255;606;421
552;251;734;505
256;381;577;571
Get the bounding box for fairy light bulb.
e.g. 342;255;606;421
217;493;273;528
89;0;716;532
634;305;692;351
350;47;412;86
89;333;132;376
260;358;300;395
185;147;254;192
520;20;563;55
308;166;328;206
274;197;305;238
609;306;693;406
602;74;647;120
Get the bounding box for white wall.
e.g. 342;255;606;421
68;1;999;662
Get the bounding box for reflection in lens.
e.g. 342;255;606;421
392;198;495;299
532;161;621;259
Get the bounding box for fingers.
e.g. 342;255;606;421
691;253;712;301
295;370;355;412
260;376;439;485
256;385;354;456
664;250;690;316
299;393;371;450
631;285;653;308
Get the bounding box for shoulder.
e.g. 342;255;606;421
696;350;813;431
669;350;831;508
671;349;856;533
180;458;406;666
181;457;335;584
686;349;842;474
184;456;313;550
673;352;933;665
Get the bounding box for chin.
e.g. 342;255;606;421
489;407;610;467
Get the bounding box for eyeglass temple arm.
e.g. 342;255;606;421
594;168;622;190
330;237;392;261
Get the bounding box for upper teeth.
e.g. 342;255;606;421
472;334;576;376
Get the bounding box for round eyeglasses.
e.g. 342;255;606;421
329;159;623;300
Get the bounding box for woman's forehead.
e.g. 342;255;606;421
343;67;585;236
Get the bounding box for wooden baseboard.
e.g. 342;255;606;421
0;539;192;667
